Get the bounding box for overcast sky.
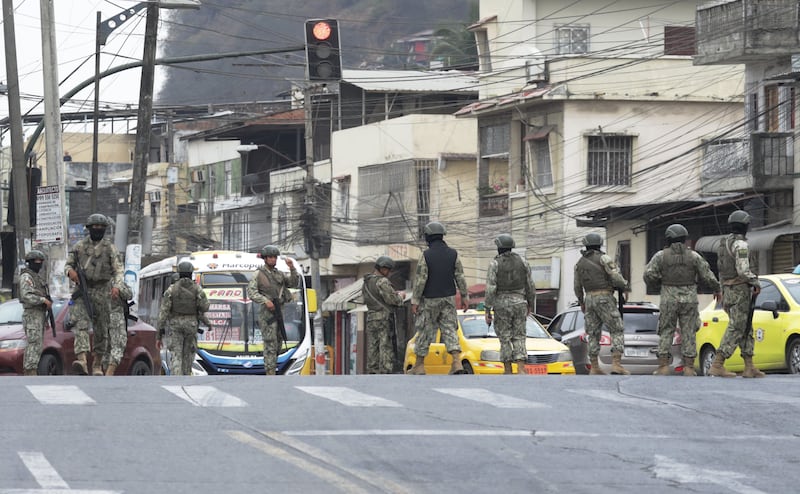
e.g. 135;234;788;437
1;0;175;139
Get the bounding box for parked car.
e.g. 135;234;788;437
403;309;575;375
549;301;681;375
0;298;160;376
696;273;800;375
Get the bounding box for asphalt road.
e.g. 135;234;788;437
1;374;798;493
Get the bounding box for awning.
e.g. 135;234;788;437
695;224;800;253
322;279;364;312
523;125;554;141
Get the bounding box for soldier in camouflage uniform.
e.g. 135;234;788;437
247;245;299;375
711;211;764;378
408;221;469;375
104;275;133;376
574;232;630;375
362;256;406;374
65;214;123;376
20;250;52;376
484;234;536;374
157;261;209;376
644;224;720;376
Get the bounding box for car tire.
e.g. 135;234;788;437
462;361;474;374
129;359;152;376
37;353;62;376
699;347;715;377
785;338;800;374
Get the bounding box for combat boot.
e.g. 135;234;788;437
407;358;426;375
652;356;671;376
589;355;606;375
610;352;630;375
682;355;697;377
449;351;466;375
72;353;88;375
516;359;528;375
708;352;736;377
503;361;513;374
23;369;37;376
91;357;103;376
742;356;765;378
104;363;117;376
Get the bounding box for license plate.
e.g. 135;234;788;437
524;364;547;375
623;347;651;358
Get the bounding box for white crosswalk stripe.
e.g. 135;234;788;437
295;386;402;407
567;389;661;406
162;385;248;407
26;385;95;405
434;388;549;408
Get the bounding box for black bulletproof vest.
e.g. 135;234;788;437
422;241;458;298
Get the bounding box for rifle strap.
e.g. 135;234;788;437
363;276;393;312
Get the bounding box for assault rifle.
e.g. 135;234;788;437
272;299;288;350
45;295;55;338
746;287;758;333
70;252;95;329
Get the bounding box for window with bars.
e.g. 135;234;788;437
277;203;288;244
480;122;510;157
587;135;633;186
416;161;431;238
555;25;589;54
526;138;553;189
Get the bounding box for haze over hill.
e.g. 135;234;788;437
157;0;474;106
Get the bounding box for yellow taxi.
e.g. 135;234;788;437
403;309;575;375
696;273;800;375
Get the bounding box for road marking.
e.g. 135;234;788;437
566;389;661;406
227;430;370;494
285;429;534;436
434;388;549;408
653;454;767;494
295;386;401;407
162;385;247;407
0;452;121;494
26;385;95;405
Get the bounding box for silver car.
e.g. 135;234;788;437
548;301;682;375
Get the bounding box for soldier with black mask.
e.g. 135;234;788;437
20;250;52;375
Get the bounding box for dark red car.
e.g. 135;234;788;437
0;298;160;376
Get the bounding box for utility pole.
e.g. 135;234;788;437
3;0;32;287
39;0;69;297
166;111;177;255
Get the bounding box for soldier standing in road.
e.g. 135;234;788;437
20;250;52;376
247;245;299;376
574;233;630;375
407;221;469;375
65;214;123;376
362;256;406;374
157;261;209;376
644;224;721;376
104;276;133;376
484;234;536;375
711;211;764;378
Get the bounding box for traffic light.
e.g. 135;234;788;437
305;19;341;81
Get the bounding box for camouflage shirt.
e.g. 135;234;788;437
411;251;468;305
363;272;404;317
20;269;49;310
485;252;536;311
65;237;123;285
644;243;720;303
574;249;628;305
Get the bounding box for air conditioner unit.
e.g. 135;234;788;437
191;169;206;183
148;191;162;203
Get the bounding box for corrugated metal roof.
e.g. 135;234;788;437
322;278;364;312
454;86;552;116
342;69;479;94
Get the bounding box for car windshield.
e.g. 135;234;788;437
780;278;800;305
459;314;550;339
618;311;659;333
0;300;23;324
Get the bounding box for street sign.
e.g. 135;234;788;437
35;185;64;243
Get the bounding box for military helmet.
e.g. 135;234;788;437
261;245;280;257
728;210;750;226
423;221;446;236
375;255;395;270
177;261;194;274
494;234;515;249
582;233;603;247
85;213;108;227
25;249;46;261
665;224;689;241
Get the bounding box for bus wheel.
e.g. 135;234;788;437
130;359;152;376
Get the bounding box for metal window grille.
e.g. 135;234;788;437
587;135;632;186
356;160;416;244
416;161;432;238
480;122;510;157
556;25;589;54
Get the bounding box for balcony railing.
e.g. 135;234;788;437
752;132;794;189
700;132;793;193
479;193;508;217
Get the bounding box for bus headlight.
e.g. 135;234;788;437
286;348;309;375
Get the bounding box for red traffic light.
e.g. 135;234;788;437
305;19;341;81
311;21;332;41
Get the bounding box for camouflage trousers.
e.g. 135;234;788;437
104;307;128;367
413;296;460;357
22;308;45;372
493;298;528;362
366;313;394;374
166;317;198;376
70;284;112;357
719;284;755;358
657;299;699;358
257;307;282;374
584;292;625;356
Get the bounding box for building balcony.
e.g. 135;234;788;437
479;193;508;217
695;0;800;65
701;132;794;193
